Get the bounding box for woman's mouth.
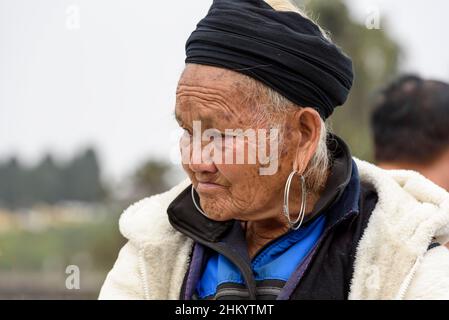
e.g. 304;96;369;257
196;181;227;194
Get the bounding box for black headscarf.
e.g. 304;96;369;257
185;0;354;119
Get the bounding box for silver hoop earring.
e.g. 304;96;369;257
283;171;307;230
191;186;209;218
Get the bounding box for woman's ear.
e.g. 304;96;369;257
293;107;322;173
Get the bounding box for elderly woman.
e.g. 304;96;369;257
99;0;449;300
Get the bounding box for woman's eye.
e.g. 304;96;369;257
183;128;192;136
213;129;228;139
215;132;230;141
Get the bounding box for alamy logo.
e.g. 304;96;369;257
65;265;80;290
179;121;280;175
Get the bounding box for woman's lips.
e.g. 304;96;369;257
196;182;227;194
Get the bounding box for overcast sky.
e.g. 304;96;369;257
1;0;449;182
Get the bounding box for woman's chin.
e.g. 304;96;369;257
207;215;231;222
200;204;235;222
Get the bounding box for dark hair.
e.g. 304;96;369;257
371;74;449;164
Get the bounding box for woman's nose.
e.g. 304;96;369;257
188;153;218;173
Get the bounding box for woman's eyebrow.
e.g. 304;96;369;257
174;109;218;128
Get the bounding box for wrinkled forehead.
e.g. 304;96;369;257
177;64;247;95
175;64;255;124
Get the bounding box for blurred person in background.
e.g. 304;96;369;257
99;0;449;300
371;75;449;192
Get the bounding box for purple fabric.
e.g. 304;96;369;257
183;242;205;300
276;238;321;300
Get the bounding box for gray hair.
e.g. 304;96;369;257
264;0;331;40
244;76;331;193
251;0;332;192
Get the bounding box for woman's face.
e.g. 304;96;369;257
175;64;305;222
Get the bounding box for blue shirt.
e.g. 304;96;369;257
196;214;327;299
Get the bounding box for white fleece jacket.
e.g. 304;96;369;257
99;159;449;300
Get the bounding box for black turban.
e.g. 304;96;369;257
185;0;354;119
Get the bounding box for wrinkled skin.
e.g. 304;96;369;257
175;64;323;257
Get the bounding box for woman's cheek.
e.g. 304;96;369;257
215;163;259;194
215;141;246;182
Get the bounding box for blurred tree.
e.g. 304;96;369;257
32;154;63;204
295;0;401;160
63;148;105;202
0;157;25;208
132;159;171;200
0;148;106;209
